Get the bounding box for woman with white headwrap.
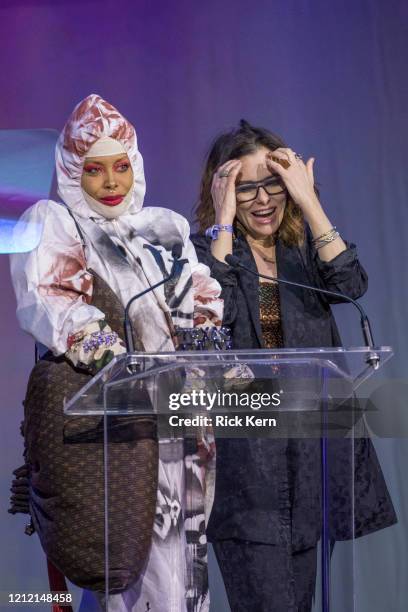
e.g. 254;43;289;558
10;94;222;612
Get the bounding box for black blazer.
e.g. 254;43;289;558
192;228;367;351
191;229;397;549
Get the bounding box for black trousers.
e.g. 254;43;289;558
212;540;317;612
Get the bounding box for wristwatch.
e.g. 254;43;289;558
205;224;234;240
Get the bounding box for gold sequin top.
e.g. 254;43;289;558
258;282;284;349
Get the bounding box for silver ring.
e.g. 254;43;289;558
218;170;230;178
294;153;303;161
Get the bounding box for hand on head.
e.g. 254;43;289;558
211;159;242;225
266;148;320;219
211;147;288;242
210;144;321;240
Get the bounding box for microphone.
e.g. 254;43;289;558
225;254;380;369
124;243;186;354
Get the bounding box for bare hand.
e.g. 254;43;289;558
267;148;321;219
211;159;242;224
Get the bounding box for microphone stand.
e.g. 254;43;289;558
226;253;379;612
124;246;186;356
124;276;174;353
225;254;380;369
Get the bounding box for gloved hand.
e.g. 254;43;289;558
66;320;126;373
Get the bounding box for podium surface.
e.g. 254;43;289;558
63;347;394;612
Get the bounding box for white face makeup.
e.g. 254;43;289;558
80;139;134;219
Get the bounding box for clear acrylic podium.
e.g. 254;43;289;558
64;346;393;612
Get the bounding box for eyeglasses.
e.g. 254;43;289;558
235;175;286;204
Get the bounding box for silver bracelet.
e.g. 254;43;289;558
312;226;337;242
313;231;340;251
314;230;340;250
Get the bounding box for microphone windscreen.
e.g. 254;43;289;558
171;243;183;260
225;254;240;267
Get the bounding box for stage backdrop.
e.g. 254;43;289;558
0;1;407;610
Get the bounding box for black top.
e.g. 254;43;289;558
191;229;397;549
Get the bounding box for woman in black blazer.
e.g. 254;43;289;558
191;120;396;612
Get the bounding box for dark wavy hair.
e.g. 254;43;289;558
194;120;305;246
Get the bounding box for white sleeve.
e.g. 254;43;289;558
183;228;224;326
9;200;105;355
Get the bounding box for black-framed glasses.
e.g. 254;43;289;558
235;175;286;203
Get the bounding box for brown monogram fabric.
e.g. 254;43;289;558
12;272;158;593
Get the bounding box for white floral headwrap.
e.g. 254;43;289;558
55;94;145;219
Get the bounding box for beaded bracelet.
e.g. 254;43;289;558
82;330;119;354
205;224;234;240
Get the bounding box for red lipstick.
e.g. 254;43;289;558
99;195;124;207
